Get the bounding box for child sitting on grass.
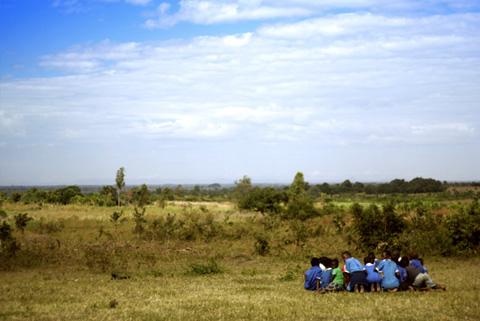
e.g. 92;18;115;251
376;250;400;292
324;258;344;293
397;256;412;291
342;251;369;293
319;258;333;292
304;257;323;291
363;256;382;292
404;257;446;292
409;252;427;273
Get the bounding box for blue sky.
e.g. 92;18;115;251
1;0;480;185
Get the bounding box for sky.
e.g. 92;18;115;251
1;0;480;186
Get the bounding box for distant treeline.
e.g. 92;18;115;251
1;177;479;207
308;177;449;196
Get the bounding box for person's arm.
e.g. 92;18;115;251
303;270;307;282
316;278;320;292
364;268;368;276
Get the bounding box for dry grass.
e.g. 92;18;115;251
1;202;479;320
0;257;479;320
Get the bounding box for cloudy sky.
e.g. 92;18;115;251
1;0;479;185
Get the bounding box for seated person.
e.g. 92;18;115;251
397;256;412;291
304;257;323;291
409;252;427;273
319;258;333;291
363;256;382;292
342;251;369;293
377;250;400;292
404;257;446;291
324;258;344;293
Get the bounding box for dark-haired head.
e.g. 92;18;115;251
391;249;400;263
399;256;409;268
331;259;339;268
409;252;419;260
364;256;372;265
311;257;320;267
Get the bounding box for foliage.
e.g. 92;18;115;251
233;175;252;203
284;172;319;220
115;167;126;206
14;212;33;233
98;185;117;206
132;207;147;237
445;200;480;254
159;187;174;208
348;200;406;251
254;233;270;256
238;186;286;215
0;221;20;258
57;186;83;205
187;259;224;276
110;210;126;229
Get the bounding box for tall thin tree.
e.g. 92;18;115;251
115;167;126;207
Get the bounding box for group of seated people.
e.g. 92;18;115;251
304;250;446;293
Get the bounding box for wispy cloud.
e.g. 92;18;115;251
142;0;480;28
1;11;479;183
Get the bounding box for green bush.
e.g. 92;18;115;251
187;259;223;276
348;200;406;251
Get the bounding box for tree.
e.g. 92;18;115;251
57;186;83;205
115;167;126;206
98;185;117;207
138;184;150;207
233;175;252;207
284;172;319;220
174;185;184;198
159;187;174;208
238;186;286;215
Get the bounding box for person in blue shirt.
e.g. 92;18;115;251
319;258;333;291
304;257;323;291
397;256;413;291
409;252;427;272
363;256;382;292
342;251;369;293
377;250;400;292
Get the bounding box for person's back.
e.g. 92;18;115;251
377;251;400;292
304;257;323;291
342;251;369;293
363;257;382;291
320;268;333;290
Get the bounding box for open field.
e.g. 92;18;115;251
1;257;479;320
1;201;479;320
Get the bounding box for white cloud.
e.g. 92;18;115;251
1;12;480;183
142;0;480;28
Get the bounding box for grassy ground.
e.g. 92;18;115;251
1;257;479;320
1;202;479;320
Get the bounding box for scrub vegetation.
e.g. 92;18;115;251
1;173;479;320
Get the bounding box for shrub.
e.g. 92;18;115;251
348;200;406;251
187;259;223;276
14;213;33;233
254;233;270;256
0;222;20;258
445;200;480;254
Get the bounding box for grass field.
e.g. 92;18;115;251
1;202;479;320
